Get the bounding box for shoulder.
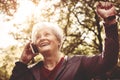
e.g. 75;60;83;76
28;61;43;70
66;55;85;64
66;55;99;64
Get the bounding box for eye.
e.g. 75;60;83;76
36;35;40;40
44;32;51;36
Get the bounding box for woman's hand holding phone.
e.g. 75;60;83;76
19;42;38;64
30;43;39;54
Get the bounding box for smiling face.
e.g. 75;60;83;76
34;26;60;55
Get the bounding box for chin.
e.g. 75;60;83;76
40;48;51;53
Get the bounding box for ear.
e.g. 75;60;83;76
58;41;61;49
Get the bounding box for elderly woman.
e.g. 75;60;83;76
10;1;119;80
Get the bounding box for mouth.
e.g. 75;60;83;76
40;41;50;47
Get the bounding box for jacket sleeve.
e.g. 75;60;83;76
81;23;119;77
9;62;35;80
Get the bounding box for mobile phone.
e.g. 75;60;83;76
30;43;39;54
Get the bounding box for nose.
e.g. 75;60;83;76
39;35;46;42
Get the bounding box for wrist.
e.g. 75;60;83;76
103;15;116;25
16;61;28;66
19;58;29;64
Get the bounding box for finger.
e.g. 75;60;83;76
94;1;99;8
24;42;32;49
97;1;102;8
105;2;114;10
110;6;117;15
97;1;106;9
108;2;114;9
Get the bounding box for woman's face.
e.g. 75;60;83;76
35;27;60;54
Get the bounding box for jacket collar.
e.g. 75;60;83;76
54;56;69;80
30;61;43;80
30;56;69;80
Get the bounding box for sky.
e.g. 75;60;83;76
0;0;36;48
0;16;16;48
0;0;88;48
0;0;61;48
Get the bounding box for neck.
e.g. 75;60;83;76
43;51;64;71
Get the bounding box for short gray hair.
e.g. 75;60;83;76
31;22;64;47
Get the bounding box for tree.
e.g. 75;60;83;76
0;0;17;16
0;0;120;80
58;0;120;56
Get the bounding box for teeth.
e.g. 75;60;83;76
40;42;49;47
